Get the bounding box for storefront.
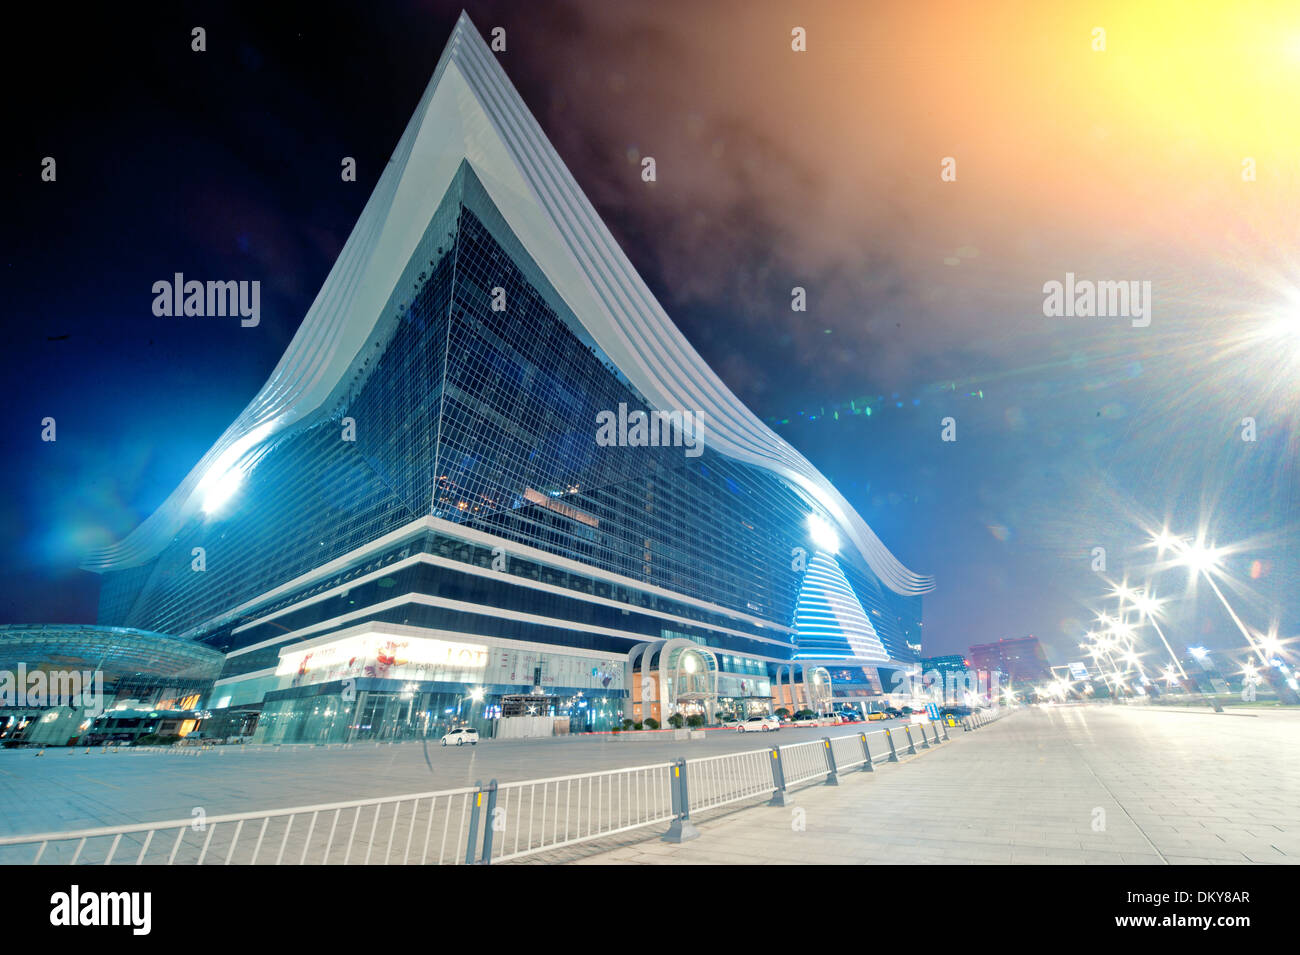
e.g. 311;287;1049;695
248;624;627;743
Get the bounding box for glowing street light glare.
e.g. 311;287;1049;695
1133;592;1162;618
1177;540;1222;575
1259;292;1300;348
1259;632;1285;657
1149;529;1186;556
1189;646;1210;661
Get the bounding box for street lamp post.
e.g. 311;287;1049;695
1148;531;1300;704
1154;534;1270;666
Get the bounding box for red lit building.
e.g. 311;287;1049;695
968;637;1051;685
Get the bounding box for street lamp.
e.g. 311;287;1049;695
1259;630;1287;658
1157;531;1271;667
1131;588;1188;682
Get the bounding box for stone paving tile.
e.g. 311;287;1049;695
5;704;1295;866
0;724;904;836
551;705;1298;865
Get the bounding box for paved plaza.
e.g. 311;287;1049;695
3;704;1296;867
570;704;1300;865
0;721;904;836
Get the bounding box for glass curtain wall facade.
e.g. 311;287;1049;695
86;17;926;742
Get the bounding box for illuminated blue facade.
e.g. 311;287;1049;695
86;15;927;740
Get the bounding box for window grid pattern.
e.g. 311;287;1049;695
98;163;916;666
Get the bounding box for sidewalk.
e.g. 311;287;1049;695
569;704;1300;864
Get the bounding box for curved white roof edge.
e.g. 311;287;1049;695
84;12;934;596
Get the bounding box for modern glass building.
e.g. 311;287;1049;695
0;624;223;746
81;14;933;743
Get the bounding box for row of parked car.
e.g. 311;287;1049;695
724;705;984;732
725;711;865;732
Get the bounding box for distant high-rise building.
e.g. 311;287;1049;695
79;14;933;742
918;654;969;676
968;637;1051;684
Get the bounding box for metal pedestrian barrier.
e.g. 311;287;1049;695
0;710;1015;865
0;786;481;865
475;761;676;864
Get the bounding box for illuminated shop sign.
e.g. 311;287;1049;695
277;633;489;684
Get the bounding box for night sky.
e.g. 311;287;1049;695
3;0;1297;667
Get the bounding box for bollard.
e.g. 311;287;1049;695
821;737;840;786
941;720;950;742
479;779;499;863
768;747;793;805
931;722;942;745
903;725;918;755
884;729;900;762
663;759;701;842
918;724;932;749
464;779;485;865
859;733;874;771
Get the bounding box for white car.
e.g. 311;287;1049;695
440;727;479;746
736;715;780;732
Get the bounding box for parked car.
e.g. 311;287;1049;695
791;712;821;727
867;710;890;721
179;732;245;746
441;727;479;746
737;715;780;732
